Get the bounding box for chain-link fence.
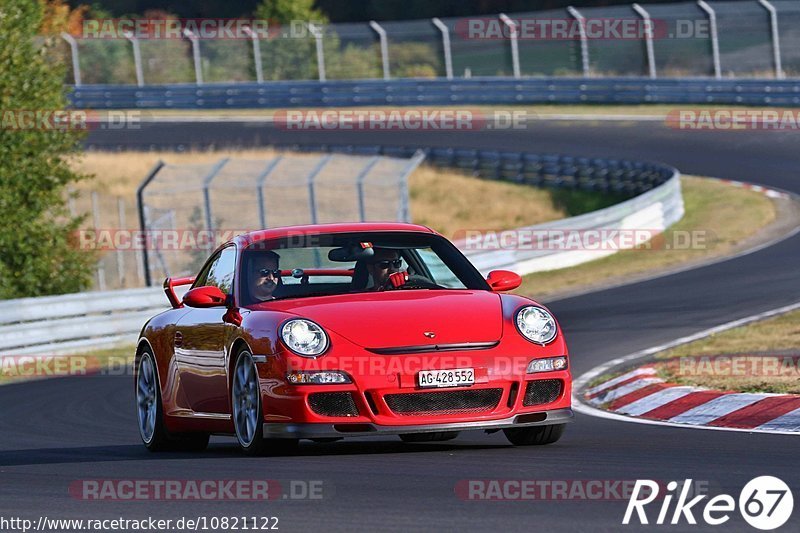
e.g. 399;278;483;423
59;1;792;86
136;151;424;285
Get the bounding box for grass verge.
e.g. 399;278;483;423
653;309;800;394
69;149;620;239
517;176;777;300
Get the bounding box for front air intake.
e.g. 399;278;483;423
385;388;503;416
308;392;359;417
522;379;562;406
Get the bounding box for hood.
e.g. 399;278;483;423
262;290;503;350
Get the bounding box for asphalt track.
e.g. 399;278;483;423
2;120;799;532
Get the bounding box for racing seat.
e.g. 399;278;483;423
350;260;370;291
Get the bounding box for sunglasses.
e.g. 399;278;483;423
371;259;403;269
257;268;281;278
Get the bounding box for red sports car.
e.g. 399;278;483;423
135;223;572;454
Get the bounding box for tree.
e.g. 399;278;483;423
0;0;95;298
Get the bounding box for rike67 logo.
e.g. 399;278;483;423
624;477;794;530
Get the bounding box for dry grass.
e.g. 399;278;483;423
654;309;800;394
516;176;776;300
409;165;565;238
658;310;800;359
69;150;568;237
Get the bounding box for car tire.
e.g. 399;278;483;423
137;350;210;452
232;349;298;456
503;424;565;446
399;431;460;443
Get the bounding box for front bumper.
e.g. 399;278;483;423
263;407;573;439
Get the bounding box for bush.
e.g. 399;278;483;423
0;0;95;298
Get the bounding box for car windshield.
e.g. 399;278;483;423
240;232;489;304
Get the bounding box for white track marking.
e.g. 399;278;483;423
757;407;800;432
585;366;657;396
573;300;800;435
668;393;767;425
616;386;696;416
588;378;663;405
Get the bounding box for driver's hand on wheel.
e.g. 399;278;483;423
388;271;408;288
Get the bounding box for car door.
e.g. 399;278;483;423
174;245;237;415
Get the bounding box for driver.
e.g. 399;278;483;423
364;248;407;290
250;250;281;301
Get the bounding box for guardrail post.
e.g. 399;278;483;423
499;14;521;79
255;156;283;228
91;192;106;291
697;0;721;79
61;33;81;86
355;156;381;221
759;0;784;79
567;7;590;77
183;28;204;85
123;31;144;86
307;23;326;82
632;4;657;79
306;155;333;225
136;160;165;287
202;158;230;231
116;197;127;287
243;26;264;83
397;150;426;222
369;21;391;80
431;18;453;80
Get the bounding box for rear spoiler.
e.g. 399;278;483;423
163;276;195;309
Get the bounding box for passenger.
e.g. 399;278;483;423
364;248;407;290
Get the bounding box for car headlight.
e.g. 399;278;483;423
515;306;558;345
527;356;568;374
281;319;329;357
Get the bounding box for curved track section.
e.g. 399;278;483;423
1;121;799;531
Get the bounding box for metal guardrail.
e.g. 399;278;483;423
135;152;424;286
0;287;167;356
69;78;800;109
1;145;681;356
59;2;797;85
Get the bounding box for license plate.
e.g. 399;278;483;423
418;368;475;388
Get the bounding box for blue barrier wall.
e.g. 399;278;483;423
69;77;800;109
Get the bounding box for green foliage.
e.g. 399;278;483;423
548;189;630;217
0;0;95;298
254;0;327;25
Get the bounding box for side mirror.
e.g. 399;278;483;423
182;286;227;308
486;270;522;292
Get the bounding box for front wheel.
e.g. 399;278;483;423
232;350;298;456
503;424;565;446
